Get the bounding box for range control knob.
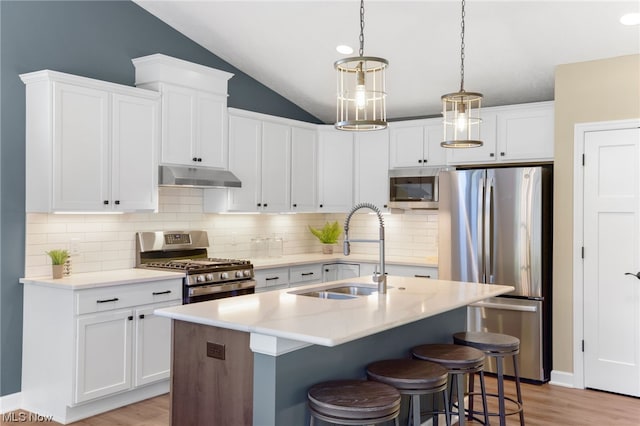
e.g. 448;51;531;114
220;272;229;280
206;273;215;281
243;270;252;278
235;271;244;278
196;275;205;283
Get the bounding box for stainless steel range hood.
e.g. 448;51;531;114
159;165;241;188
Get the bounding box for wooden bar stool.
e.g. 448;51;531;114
453;331;525;426
308;379;401;425
411;343;489;426
366;359;451;426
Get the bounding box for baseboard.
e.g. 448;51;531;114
0;392;22;414
549;370;574;388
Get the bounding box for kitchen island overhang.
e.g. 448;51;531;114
155;276;513;426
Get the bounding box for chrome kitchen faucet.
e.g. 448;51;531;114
343;203;387;294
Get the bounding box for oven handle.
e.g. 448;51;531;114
188;280;256;297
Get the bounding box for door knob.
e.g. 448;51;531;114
624;272;640;280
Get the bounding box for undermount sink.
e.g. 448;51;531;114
290;283;388;300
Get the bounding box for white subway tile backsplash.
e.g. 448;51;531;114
24;190;439;275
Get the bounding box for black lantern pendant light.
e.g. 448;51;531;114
335;0;388;131
441;0;483;148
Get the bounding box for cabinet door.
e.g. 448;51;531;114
446;111;498;165
423;121;448;166
134;301;179;387
75;309;132;403
196;92;228;169
354;130;389;210
261;122;291;212
228;115;262;211
254;267;290;292
291;127;318;212
111;93;159;211
389;125;425;168
53;82;110;211
496;104;554;161
318;129;354;212
160;84;196;166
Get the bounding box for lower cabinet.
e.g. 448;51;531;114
21;277;182;423
289;264;323;287
254;267;290;292
322;263;360;282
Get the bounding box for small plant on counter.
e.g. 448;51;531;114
308;221;342;244
46;249;69;265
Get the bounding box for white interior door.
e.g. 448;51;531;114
583;127;640;397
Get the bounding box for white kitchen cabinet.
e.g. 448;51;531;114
317;126;354;212
495;102;554;162
254;267;290;292
20;70;160;213
227;113;291;212
132;54;234;170
354;129;390;211
21;276;182;423
289;264;323;287
322;263;360;282
291;126;318;212
154;83;228;169
445;111;499;165
389;118;447;168
383;264;438;279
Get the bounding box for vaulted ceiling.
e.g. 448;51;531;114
134;1;640;123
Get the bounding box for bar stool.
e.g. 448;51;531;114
411;343;489;426
366;359;451;426
307;379;401;425
453;331;525;426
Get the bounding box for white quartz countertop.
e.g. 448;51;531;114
155;275;513;348
19;268;184;290
251;253;438;269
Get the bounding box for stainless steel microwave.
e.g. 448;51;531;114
388;168;441;210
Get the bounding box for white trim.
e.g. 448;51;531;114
549;370;575;388
572;118;640;390
0;392;22;414
249;333;311;356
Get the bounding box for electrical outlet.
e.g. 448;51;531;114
206;342;225;360
69;238;81;255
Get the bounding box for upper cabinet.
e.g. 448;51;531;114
354;129;390;211
389;118;447;168
446;102;554;165
290;126;318;212
132;54;234;170
317;126;354;212
21;70;160;213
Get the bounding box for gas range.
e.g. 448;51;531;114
136;231;255;304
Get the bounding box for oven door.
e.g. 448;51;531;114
184;280;256;304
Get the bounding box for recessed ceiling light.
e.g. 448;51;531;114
336;45;354;55
620;12;640;26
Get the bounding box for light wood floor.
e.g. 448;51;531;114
2;377;638;425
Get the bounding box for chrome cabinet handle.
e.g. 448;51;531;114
624;272;640;280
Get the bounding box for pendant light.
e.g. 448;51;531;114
441;0;483;148
335;0;388;131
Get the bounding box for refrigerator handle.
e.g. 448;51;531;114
478;176;486;283
469;301;538;312
485;176;495;284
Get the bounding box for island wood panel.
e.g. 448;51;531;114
170;320;253;426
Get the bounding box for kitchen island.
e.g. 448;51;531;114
155;275;513;425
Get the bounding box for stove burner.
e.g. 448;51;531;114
144;258;251;271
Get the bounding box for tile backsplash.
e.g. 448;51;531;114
25;187;438;277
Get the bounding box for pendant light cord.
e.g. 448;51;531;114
359;0;365;57
459;0;466;92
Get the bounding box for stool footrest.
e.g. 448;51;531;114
465;391;523;418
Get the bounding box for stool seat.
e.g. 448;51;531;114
366;359;448;391
411;344;489;426
308;379;401;423
453;331;520;354
411;343;485;371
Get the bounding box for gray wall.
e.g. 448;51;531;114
0;0;321;396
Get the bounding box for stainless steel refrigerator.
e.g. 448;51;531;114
438;165;552;383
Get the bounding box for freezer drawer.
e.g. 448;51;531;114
467;297;545;382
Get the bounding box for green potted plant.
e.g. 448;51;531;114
308;221;342;254
46;249;69;279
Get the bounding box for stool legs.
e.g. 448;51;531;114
513;353;525;425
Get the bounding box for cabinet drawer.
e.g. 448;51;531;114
254;267;290;290
76;280;182;315
289;264;322;284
